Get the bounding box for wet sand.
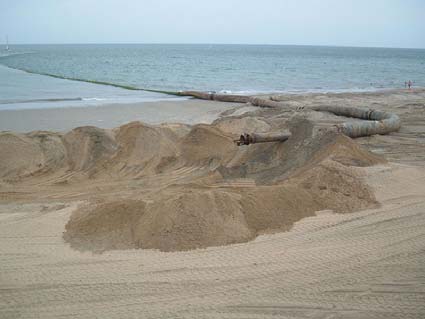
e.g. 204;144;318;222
0;99;236;132
1;88;425;318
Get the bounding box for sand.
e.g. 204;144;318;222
1;118;382;252
1;88;425;317
0;99;236;132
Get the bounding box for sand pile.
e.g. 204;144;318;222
218;118;383;184
0;117;384;252
61;122;193;178
106;122;187;177
64;191;251;252
63;126;117;175
64;159;378;252
63;200;147;251
63;119;383;252
0;122;192;181
0;131;65;181
179;124;238;167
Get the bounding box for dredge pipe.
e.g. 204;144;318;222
179;91;284;108
179;91;250;103
178;92;401;143
235;132;291;146
235;106;400;146
312;106;401;138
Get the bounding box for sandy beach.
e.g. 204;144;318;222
0;99;237;132
1;88;425;318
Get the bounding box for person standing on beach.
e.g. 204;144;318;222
408;80;412;89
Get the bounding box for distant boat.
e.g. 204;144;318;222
5;36;9;51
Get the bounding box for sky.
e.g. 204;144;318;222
1;0;425;48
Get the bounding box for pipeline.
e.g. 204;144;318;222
235;132;291;146
177;91;401;144
234;106;401;146
178;91;286;108
312;106;401;138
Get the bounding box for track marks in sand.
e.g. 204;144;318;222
0;164;424;318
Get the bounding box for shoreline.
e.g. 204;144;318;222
1;62;423;112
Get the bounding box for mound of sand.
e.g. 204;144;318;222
63;200;146;251
0;117;384;252
179;124;238;167
0;131;65;181
218;118;383;184
64;159;378;252
64;191;252;252
63;119;382;252
0;122;192;182
106;122;185;177
63;126;117;175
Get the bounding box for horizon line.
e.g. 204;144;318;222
4;42;425;50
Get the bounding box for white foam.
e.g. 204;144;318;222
82;98;108;101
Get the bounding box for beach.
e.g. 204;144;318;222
2;0;425;316
1;88;425;318
0;99;236;132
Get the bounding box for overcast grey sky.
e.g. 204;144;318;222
1;0;424;48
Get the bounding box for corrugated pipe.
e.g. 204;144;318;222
234;106;400;145
178;91;400;143
179;91;285;108
312;106;401;138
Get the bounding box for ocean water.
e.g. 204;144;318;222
0;64;182;110
1;44;424;109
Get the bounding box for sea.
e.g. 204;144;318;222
1;44;424;110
